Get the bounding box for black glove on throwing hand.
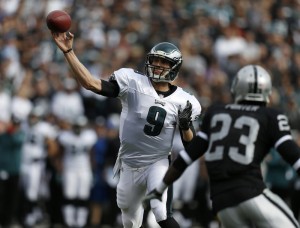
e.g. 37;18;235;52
142;189;162;209
178;100;192;130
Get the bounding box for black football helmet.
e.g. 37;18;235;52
145;42;183;82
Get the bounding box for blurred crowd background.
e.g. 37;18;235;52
2;0;300;227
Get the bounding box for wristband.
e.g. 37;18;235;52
63;48;73;54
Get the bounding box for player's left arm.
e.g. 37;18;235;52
277;140;300;175
270;111;300;175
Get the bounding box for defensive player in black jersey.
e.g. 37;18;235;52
143;65;300;228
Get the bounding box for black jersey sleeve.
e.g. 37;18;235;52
267;108;300;174
173;132;208;172
277;140;300;166
277;140;300;173
267;108;293;146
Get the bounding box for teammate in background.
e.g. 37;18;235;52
20;106;58;227
51;31;201;228
57;116;97;227
143;65;300;228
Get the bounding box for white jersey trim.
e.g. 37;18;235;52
196;131;208;140
293;158;300;171
179;149;193;165
274;135;292;149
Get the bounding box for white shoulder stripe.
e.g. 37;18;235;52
179;150;193;165
196;131;208;140
274;135;293;149
293;158;300;171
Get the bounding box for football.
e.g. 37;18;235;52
46;10;71;33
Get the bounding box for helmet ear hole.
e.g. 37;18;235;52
145;42;182;82
231;65;272;103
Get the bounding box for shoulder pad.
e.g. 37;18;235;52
182;88;194;96
134;70;144;75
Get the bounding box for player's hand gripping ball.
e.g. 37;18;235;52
46;10;71;33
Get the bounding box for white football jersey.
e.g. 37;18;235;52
22;121;57;160
112;68;201;167
51;91;84;123
58;129;97;170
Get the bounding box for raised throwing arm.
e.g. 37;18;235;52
51;32;119;97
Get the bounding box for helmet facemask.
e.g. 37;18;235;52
146;55;180;82
145;42;182;83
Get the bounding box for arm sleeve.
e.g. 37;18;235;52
179;123;196;149
96;80;120;98
163;134;208;185
173;134;208;172
276;140;300;174
267;108;300;175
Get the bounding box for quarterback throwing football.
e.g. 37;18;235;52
51;31;201;228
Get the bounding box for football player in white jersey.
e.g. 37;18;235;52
51;31;201;228
57;115;97;227
20;106;58;227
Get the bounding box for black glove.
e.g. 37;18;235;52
178;100;192;130
142;189;162;209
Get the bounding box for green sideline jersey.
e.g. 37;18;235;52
0;129;25;175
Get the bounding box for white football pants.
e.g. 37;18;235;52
21;160;45;201
62;168;92;199
117;158;169;228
